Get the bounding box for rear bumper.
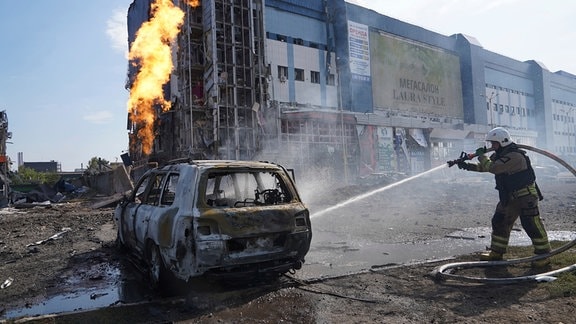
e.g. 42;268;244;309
204;257;304;279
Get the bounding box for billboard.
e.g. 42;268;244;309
348;21;371;81
370;30;464;118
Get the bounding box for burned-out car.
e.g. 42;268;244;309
114;160;311;288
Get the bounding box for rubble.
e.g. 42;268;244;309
8;164;134;210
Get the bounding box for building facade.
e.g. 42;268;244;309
126;0;576;182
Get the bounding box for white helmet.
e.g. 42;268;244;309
485;127;512;147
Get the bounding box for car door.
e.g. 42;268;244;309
130;172;165;251
118;171;164;252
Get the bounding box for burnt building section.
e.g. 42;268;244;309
126;0;360;184
127;0;268;176
172;0;267;161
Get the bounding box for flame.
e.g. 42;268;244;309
127;0;199;156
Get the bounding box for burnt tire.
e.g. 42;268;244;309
146;243;183;295
147;243;167;291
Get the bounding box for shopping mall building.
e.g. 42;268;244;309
127;0;576;181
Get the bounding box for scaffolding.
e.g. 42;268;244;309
168;0;266;161
128;0;358;183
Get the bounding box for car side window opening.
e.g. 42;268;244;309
205;171;292;207
160;173;178;206
133;175;150;203
143;173;164;206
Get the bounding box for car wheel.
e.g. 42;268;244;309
147;243;165;291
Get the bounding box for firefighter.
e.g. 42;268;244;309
457;127;551;267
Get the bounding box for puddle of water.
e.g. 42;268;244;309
4;287;121;319
1;262;151;321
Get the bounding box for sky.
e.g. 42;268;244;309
0;1;132;171
1;1;574;172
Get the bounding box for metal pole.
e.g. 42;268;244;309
486;92;498;127
489;96;493;127
337;70;348;184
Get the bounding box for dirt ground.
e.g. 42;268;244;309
1;177;576;323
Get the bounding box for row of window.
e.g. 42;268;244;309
553;114;575;123
487;103;532;116
556;146;575;154
267;32;328;51
553;99;576;107
486;84;533;97
554;131;575;136
277;65;335;85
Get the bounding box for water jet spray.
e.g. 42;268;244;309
311;164;448;219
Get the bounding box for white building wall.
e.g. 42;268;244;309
267;39;338;108
267;39;289;102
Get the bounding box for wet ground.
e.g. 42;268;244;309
3;222;575;320
1;167;575;322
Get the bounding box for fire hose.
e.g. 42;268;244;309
431;144;576;284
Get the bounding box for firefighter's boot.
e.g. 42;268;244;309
479;250;503;261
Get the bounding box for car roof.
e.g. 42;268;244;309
165;159;284;170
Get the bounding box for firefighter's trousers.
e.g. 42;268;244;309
489;194;551;255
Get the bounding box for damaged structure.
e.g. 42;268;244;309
126;0;576;184
0;110;11;204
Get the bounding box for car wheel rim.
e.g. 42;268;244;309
149;246;161;286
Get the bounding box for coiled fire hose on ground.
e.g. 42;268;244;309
431;144;576;284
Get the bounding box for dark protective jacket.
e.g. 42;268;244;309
467;143;542;204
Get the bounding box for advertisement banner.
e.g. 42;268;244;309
348;21;371;81
370;30;464;118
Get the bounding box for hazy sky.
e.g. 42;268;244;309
1;0;574;171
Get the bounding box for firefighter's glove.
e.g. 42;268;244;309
457;162;470;170
475;146;487;158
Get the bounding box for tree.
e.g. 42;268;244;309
87;157;111;172
12;166;59;185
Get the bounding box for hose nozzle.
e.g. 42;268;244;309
446;148;494;167
447;152;474;167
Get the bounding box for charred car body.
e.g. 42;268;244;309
114;160;311;287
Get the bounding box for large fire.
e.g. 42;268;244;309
127;0;198;155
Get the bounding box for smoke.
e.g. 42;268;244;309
106;8;129;56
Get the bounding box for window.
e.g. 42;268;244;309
205;171;292;207
278;66;287;81
295;68;304;81
160;174;178;206
310;71;320;84
142;173;164;206
327;74;336;86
